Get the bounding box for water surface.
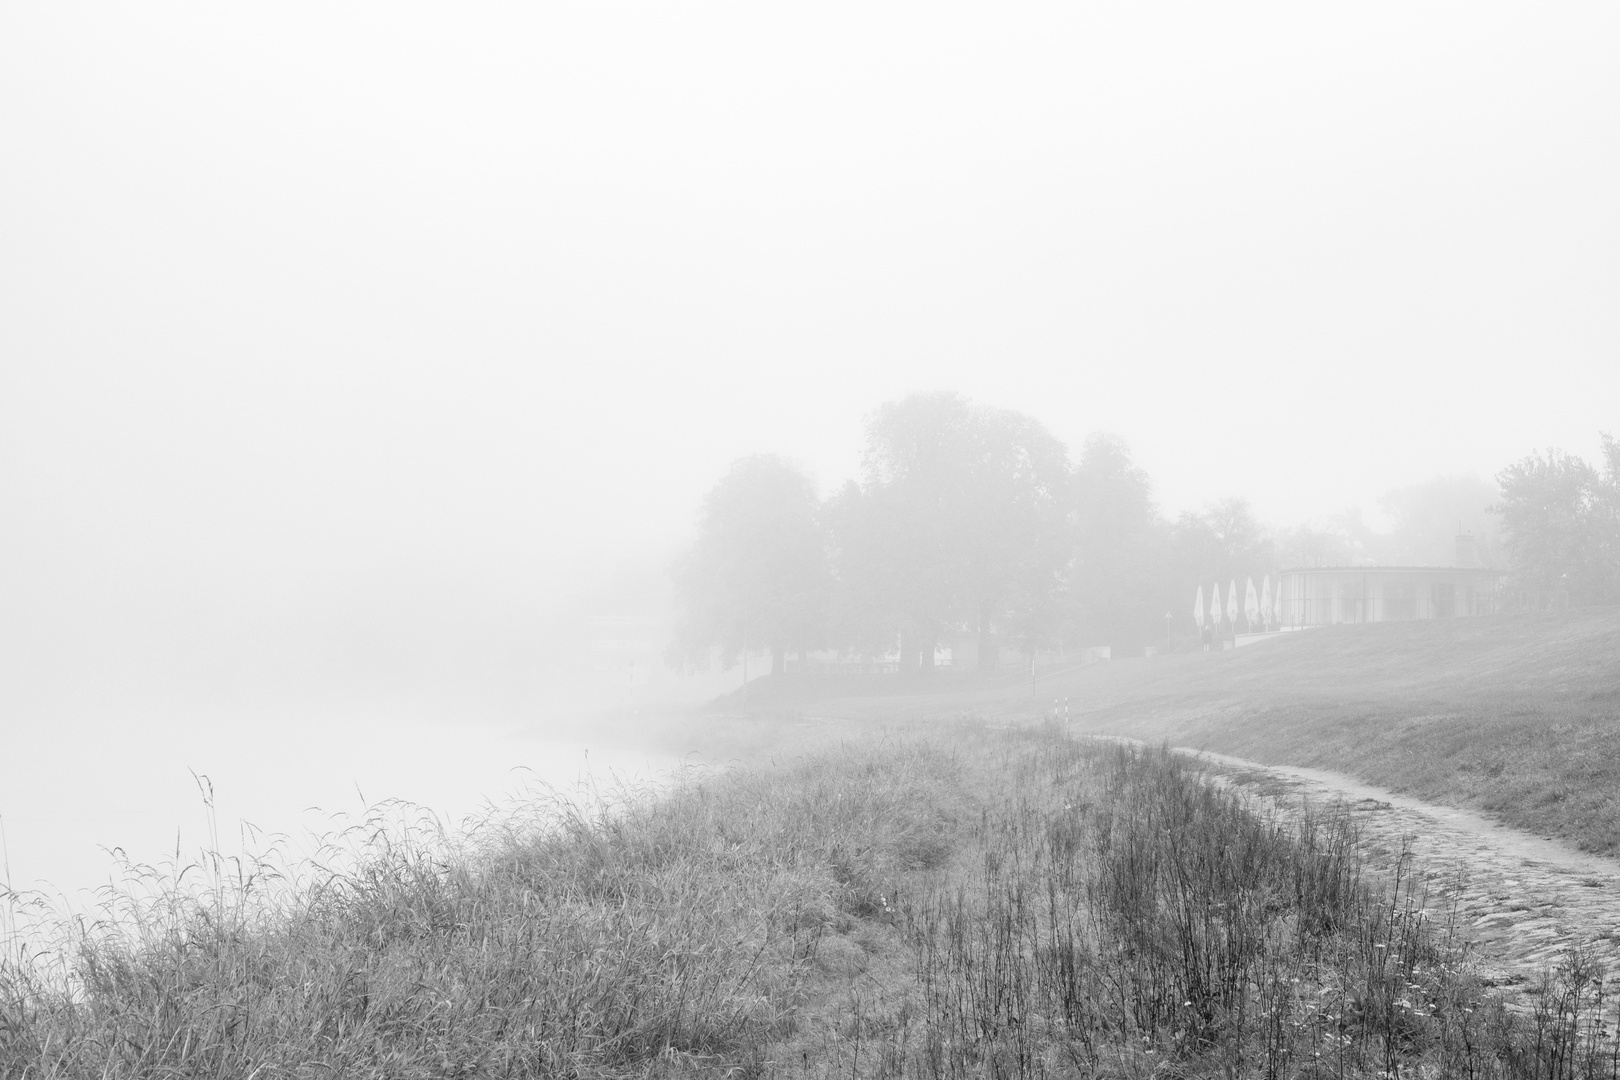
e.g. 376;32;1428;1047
1;700;687;910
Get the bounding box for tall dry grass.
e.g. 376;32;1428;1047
2;722;1616;1077
1;737;965;1077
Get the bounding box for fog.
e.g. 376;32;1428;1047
3;4;1618;897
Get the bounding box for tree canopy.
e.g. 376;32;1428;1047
1495;441;1620;608
671;397;1282;671
1068;435;1166;648
668;454;829;673
668;397;1614;676
845;392;1074;671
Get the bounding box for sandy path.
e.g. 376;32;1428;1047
1179;746;1620;997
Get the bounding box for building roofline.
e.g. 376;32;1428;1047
1278;565;1503;576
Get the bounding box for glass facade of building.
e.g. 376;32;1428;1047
1277;567;1500;627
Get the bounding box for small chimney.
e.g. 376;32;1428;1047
1455;531;1477;568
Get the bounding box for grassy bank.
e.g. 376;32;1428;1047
739;609;1620;856
4;722;1616;1077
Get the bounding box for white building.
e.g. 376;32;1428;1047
1277;536;1500;626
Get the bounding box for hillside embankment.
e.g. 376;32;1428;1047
708;609;1620;1017
9;722;1618;1078
735;608;1620;857
7;613;1620;1077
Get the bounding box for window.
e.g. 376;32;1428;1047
1338;577;1365;623
1383;581;1416;620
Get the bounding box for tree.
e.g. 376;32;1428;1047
846;394;975;671
1173;498;1275;578
1596;434;1620;593
1203;498;1276;573
1167;499;1277;635
1272;520;1360;569
1067;434;1171;649
1495;447;1616;608
957;404;1074;669
1377;474;1503;567
668;455;830;674
822;479;907;661
838;392;1073;674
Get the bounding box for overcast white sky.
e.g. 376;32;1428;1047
3;3;1618;675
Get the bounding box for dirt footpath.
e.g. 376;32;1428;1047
1182;747;1620;998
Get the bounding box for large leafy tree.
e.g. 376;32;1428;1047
669;455;830;674
1067;434;1171;649
965;406;1075;667
1495;446;1618;608
1172;498;1275;580
838;392;1073;673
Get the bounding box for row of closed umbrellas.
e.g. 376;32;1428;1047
1194;576;1283;628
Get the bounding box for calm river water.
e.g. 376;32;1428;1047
1;699;692;912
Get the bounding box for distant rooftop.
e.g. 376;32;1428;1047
1279;565;1501;575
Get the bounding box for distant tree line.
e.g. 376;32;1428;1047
669;392;1298;676
672;407;1619;673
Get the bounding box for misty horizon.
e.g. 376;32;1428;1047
4;3;1618;904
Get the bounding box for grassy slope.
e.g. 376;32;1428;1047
8;614;1619;1075
745;608;1620;855
12;724;1583;1078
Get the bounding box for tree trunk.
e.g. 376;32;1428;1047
772;643;786;676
